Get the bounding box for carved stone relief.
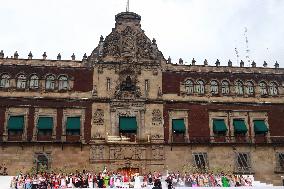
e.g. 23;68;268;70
109;146;146;160
90;145;104;160
93;109;104;126
152;109;162;126
151;145;164;160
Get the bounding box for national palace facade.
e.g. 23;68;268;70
1;11;284;185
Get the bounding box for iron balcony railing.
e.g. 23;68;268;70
169;135;284;145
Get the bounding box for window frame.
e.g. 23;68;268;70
235;80;244;96
58;75;69;91
195;80;205;95
192;152;209;172
185;79;194;95
0;74;11;88
29;74;39;89
16;74;27;89
269;82;278;96
45;75;56;90
210;80;219;95
259;81;268;96
221;80;230;95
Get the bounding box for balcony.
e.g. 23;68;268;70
169;135;283;145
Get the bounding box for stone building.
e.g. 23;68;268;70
0;11;284;185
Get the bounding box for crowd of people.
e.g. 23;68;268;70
9;169;253;189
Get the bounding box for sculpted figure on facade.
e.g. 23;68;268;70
93;109;104;125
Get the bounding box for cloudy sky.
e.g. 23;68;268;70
0;0;283;67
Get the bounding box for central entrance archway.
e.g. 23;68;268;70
117;167;139;178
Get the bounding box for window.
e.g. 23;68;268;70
246;81;254;96
7;115;24;136
193;153;208;171
36;154;49;172
213;119;228;136
58;75;68;90
259;81;268;96
66;117;81;136
276;153;284;172
196;80;205;94
37;117;53;136
233;119;248;134
145;79;149;93
107;78;111;91
235;153;252;173
29;75;39;89
269;82;278;96
16;74;26;89
0;74;10;88
235;80;244;95
210;80;219;95
221;80;230;95
185;79;194;94
45;75;55;90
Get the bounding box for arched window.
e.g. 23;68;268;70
196;80;205;94
269;82;278;96
45;75;55;90
235;80;244;95
210;80;219;95
221;80;230;95
259;81;268;96
185;79;194;94
58;75;68;90
16;74;26;89
246;81;254;96
0;74;10;88
29;75;39;89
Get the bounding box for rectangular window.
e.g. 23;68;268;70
107;78;111;91
193;153;208;171
8;115;24;136
276;153;284;173
37;117;53;136
145;79;149;92
66;117;81;136
235;152;252;173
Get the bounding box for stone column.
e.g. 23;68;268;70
110;108;117;136
139;109;145;140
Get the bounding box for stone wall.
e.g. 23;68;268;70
1;143;284;185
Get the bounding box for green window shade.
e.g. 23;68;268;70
119;117;137;133
37;117;53;130
213;119;228;133
66;117;81;130
254;120;268;134
8;116;24;130
172;119;186;133
233;119;248;134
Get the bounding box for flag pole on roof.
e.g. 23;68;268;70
126;0;130;12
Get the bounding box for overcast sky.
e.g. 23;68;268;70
0;0;283;67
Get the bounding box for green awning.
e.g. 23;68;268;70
37;117;53;130
233;119;248;134
66;117;81;130
8;116;24;130
213;119;228;133
254;120;268;134
119;117;137;133
172;119;186;133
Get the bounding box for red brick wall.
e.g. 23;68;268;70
0;65;93;92
162;71;284;94
164;103;284;141
27;108;35;141
0;98;92;142
56;108;63;140
0;108;5;141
